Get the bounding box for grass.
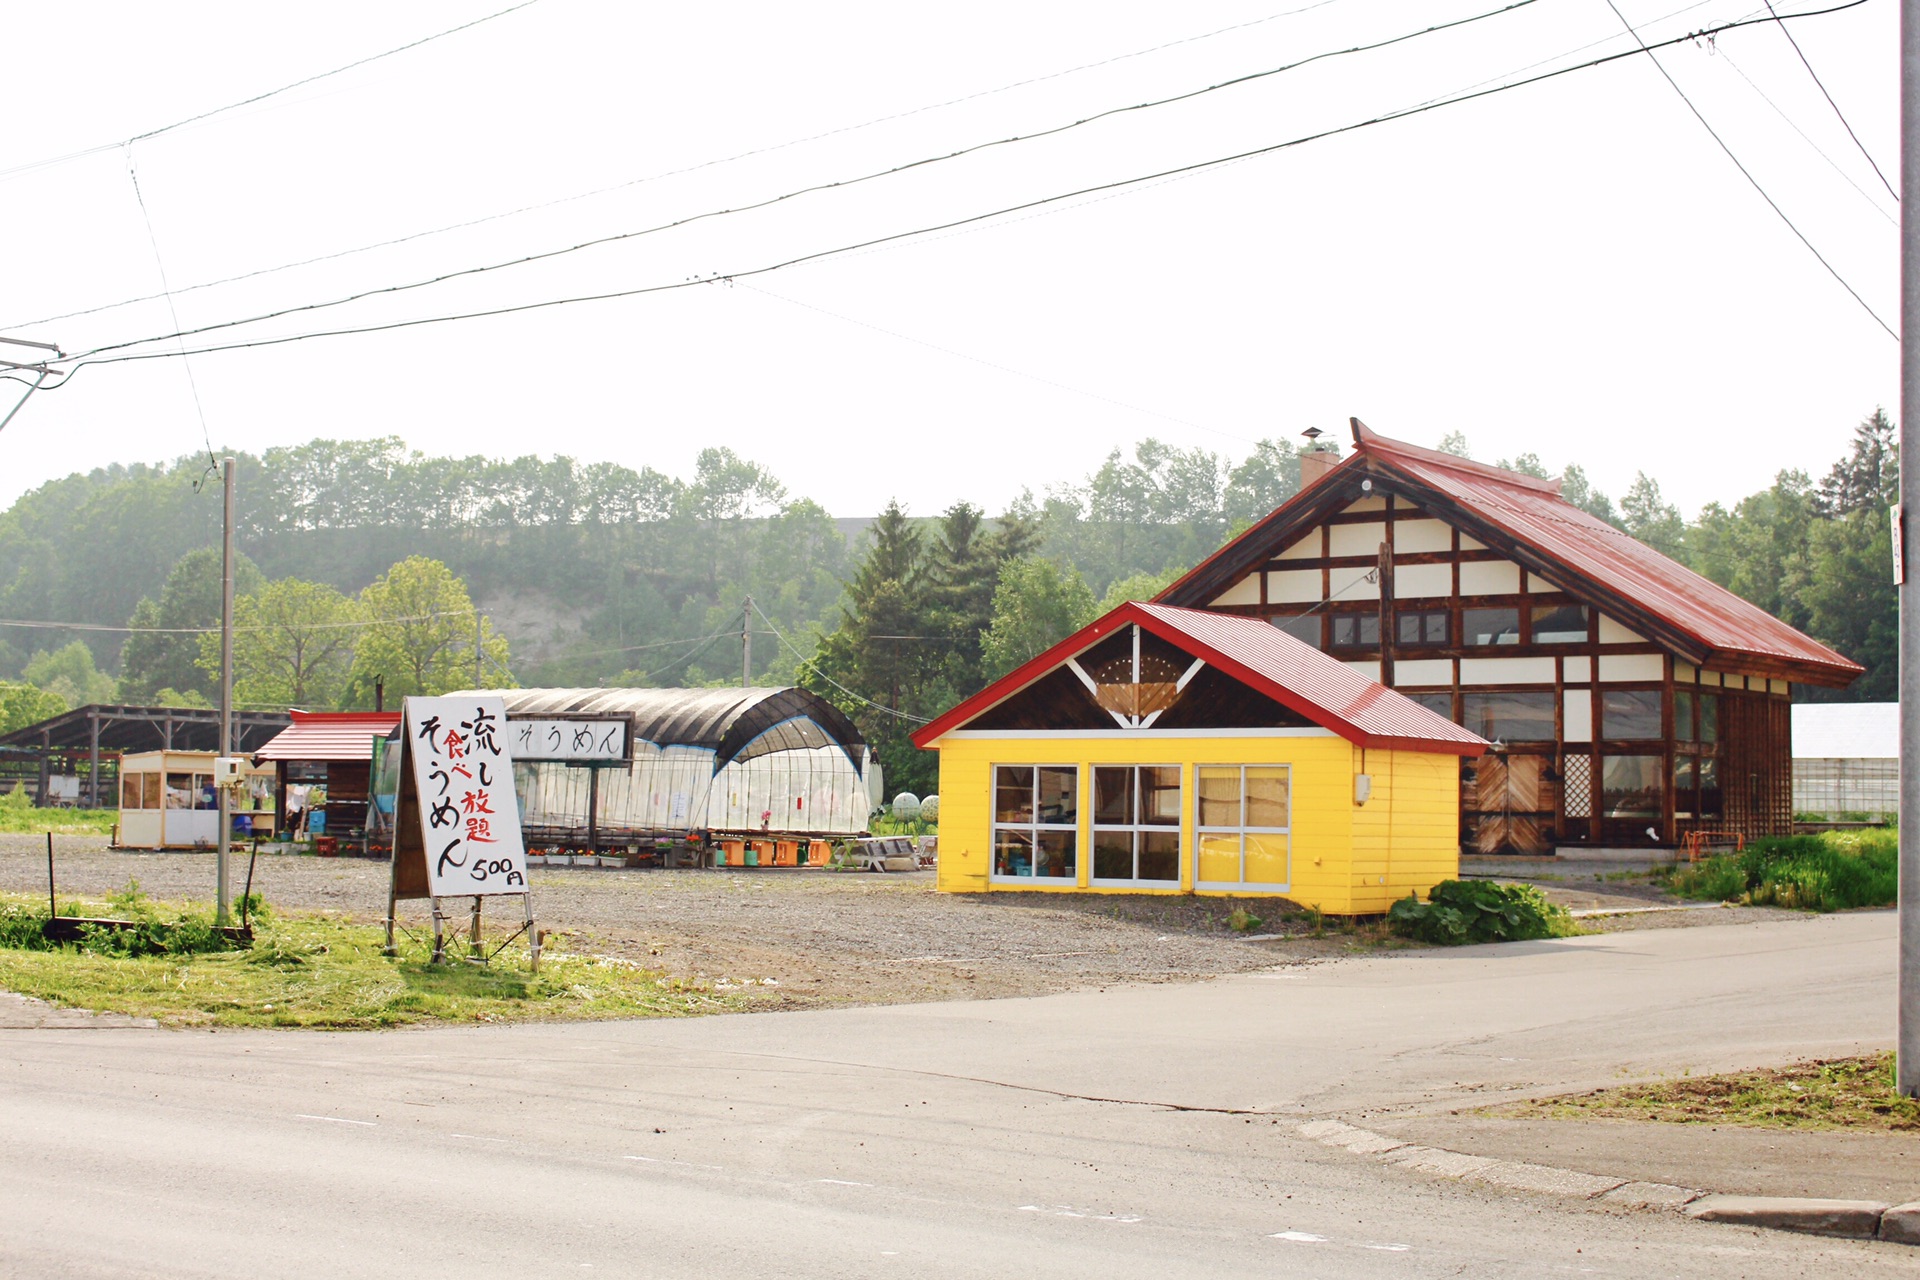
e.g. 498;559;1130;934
0;787;116;835
1490;1054;1918;1132
1667;830;1897;912
0;889;753;1028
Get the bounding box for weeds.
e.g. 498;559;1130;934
1668;831;1896;912
1388;880;1574;945
1493;1053;1918;1131
0;786;115;835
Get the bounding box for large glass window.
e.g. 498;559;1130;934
1463;607;1520;645
1396;610;1449;646
143;773;162;810
1269;614;1322;648
1675;689;1696;742
120;772;145;810
165;772;194;810
1092;766;1180;884
1601;755;1663;818
1406;691;1456;720
1462;691;1555;743
1195;765;1290;889
1329;613;1379;647
993;766;1077;880
1531;602;1589;643
1699;693;1720;743
1602;689;1663;740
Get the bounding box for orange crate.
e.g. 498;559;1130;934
806;839;831;867
718;839;745;868
749;839;774;867
774;840;799;866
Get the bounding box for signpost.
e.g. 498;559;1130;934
507;717;629;763
384;695;538;969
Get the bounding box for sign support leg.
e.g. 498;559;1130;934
430;896;446;964
469;895;483;962
383;864;399;957
525;891;540;973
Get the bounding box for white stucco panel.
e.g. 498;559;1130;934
1393;658;1453;686
1267;569;1323;604
1394;563;1452;598
1211;574;1260;607
1598;614;1647;644
1459;559;1522;595
1563;689;1593;741
1392;518;1453;554
1329;521;1386;557
1460;656;1557;685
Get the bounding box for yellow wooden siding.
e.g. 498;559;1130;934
931;735;1462;913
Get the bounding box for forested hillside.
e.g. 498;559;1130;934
0;415;1897;791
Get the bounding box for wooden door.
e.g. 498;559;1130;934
1469;755;1552;855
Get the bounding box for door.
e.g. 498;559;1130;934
1469;755;1553;855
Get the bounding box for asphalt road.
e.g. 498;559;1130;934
0;911;1902;1278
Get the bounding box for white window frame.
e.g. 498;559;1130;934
1089;764;1182;887
1193;763;1292;892
990;763;1079;884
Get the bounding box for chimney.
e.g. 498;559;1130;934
1299;448;1340;487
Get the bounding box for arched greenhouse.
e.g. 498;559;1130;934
490;687;875;844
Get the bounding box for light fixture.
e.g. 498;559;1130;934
1361;478;1373;493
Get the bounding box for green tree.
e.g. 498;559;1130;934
1436;431;1472;458
118;548;265;702
0;680;69;733
1797;506;1897;700
1817;407;1898;515
348;557;510;701
198;578;363;709
980;557;1098;680
22;641;116;707
1097;568;1181;613
1222;439;1300;530
1621;472;1685;560
1559;464;1621;527
1496;452;1550;479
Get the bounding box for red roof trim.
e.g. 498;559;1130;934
912;601;1487;755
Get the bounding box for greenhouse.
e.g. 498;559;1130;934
483;686;875;846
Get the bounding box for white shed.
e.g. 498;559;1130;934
1791;702;1897;819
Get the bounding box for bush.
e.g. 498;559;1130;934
1389;879;1573;946
1669;831;1896;912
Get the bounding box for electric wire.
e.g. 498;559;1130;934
1761;0;1896;200
26;0;1877;385
3;0;1356;332
125;149;220;486
0;0;544;183
58;0;1544;365
0;607;481;636
1601;0;1894;341
750;598;932;724
1713;41;1895;225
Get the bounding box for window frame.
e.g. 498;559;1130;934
1395;608;1450;647
1462;605;1522;646
1193;763;1292;893
990;764;1080;884
1090;764;1182;887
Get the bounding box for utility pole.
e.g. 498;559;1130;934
742;596;753;688
216;457;235;927
1900;0;1918;1099
0;335;62;436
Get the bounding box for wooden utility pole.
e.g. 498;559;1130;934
216;458;235;926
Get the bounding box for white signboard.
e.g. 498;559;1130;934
405;696;528;896
509;717;629;762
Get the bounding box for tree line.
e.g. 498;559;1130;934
0;416;1897;786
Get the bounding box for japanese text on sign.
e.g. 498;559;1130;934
508;718;629;762
405;696;529;896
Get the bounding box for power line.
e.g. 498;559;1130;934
125;149;220;488
1761;0;1896;201
0;607;480;636
28;0;1877;385
2;0;1355;332
1713;41;1895;225
750;599;932;724
58;1;1543;366
1601;0;1893;341
0;0;544;183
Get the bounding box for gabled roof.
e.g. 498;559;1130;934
1159;420;1863;688
913;601;1488;755
254;711;401;762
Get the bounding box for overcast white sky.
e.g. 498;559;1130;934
0;0;1898;522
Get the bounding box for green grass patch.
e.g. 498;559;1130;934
0;889;751;1028
0;786;116;834
1667;831;1897;911
1491;1054;1918;1131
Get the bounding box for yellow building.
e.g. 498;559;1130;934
912;602;1488;914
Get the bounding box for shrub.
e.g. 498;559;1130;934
1668;832;1896;912
1389;879;1573;946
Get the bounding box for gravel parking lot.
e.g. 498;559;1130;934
2;834;1778;1012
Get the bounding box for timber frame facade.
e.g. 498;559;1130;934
1157;421;1862;854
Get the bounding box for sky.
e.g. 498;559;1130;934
0;0;1899;523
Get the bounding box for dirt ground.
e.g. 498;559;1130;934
3;834;1779;1012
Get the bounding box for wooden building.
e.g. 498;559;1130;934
913;601;1488;910
1157;421;1863;853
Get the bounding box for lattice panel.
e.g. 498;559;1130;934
1562;754;1592;819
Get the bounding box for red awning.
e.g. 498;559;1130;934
253;711;401;762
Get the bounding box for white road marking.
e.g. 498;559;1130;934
1270;1230;1328;1243
451;1134;509;1143
816;1179;873;1187
296;1114;375;1127
1017;1205;1143;1223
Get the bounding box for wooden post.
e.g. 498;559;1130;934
587;765;601;857
469;895;483;961
1377;539;1394;688
430;897;446;965
86;708;99;809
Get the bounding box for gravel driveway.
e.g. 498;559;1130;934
2;834;1775;1012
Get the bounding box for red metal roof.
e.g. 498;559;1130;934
913;601;1488;755
1160;421;1862;687
253;711;401;762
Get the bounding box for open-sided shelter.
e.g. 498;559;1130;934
480;687;873;848
912;601;1488;912
1156;421;1862;853
252;711;402;843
